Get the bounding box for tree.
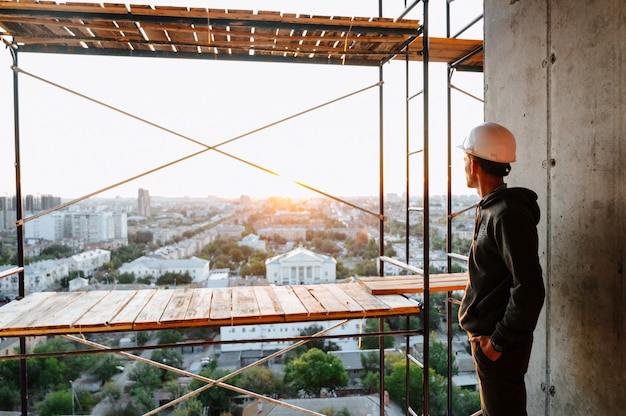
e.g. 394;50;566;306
136;330;151;346
172;398;205;416
297;324;340;353
236;366;283;396
429;335;458;378
239;259;266;277
37;389;72;416
156;329;184;345
129;363;162;392
0;382;18;410
189;365;239;416
101;381;122;402
157;271;192;286
93;355;123;383
129;230;153;245
116;272;136;284
151;349;184;382
354;259;377;277
359;319;395;350
283;348;348;397
38;244;74;259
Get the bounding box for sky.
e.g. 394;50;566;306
0;0;484;201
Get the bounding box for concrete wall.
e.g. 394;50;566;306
485;1;625;415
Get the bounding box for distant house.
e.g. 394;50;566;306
329;349;402;391
118;256;210;283
0;260;69;294
238;233;267;252
244;394;403;416
207;268;230;288
257;225;307;242
69;276;89;291
65;249;111;277
265;246;336;285
213;224;245;240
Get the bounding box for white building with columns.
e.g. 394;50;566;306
220;246;358;354
265;246;336;285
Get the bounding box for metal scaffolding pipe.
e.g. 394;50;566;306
421;0;431;413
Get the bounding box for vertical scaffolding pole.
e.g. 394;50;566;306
422;0;431;414
10;44;28;416
445;2;454;414
377;2;386;414
379;62;385;274
405;51;411;265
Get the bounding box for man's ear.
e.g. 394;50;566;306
469;157;479;174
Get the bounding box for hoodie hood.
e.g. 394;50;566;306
480;186;540;225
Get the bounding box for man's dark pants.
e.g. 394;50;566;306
471;336;534;416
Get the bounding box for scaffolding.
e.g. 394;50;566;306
0;1;484;415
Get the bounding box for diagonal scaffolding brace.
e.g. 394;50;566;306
12;65;385;225
64;319;349;415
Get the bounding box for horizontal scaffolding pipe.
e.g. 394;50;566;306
0;266;23;280
448;252;469;262
378;255;424;275
0;328;422;362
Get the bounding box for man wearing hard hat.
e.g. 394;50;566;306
457;122;545;416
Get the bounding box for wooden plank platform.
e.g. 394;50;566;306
358;273;468;295
0;1;483;69
0;283;420;337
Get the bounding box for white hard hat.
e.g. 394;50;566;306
457;122;517;163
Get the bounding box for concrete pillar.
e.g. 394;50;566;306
485;1;625;415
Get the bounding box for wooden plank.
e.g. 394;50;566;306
209;288;232;321
318;284;366;313
291;286;326;315
231;286;260;319
5;292;86;330
0;292;58;329
74;290;137;327
48;291;111;329
307;284;358;314
271;286;307;317
134;289;174;326
375;295;421;315
358;273;468;295
252;286;284;319
340;283;395;311
160;288;193;324
184;288;213;321
108;289;157;326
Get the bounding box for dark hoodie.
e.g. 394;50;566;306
459;185;545;351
